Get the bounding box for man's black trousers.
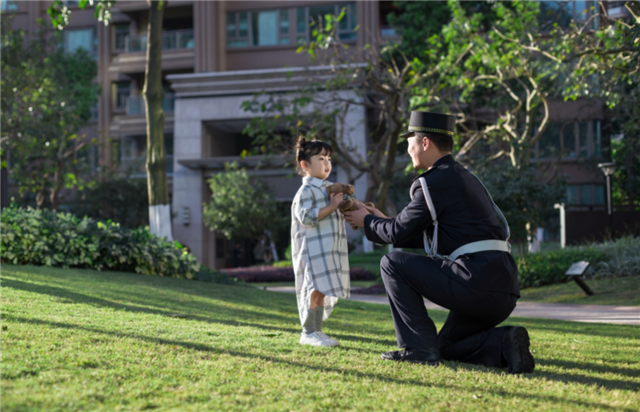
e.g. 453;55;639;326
380;251;518;368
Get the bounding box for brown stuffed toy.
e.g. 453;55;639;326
326;183;375;231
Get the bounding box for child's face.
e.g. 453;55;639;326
302;151;332;180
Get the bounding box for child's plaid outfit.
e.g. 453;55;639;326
291;176;350;325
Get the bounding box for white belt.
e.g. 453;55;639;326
447;239;511;261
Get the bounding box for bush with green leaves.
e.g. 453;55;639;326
1;206;199;278
590;236;640;278
518;247;608;289
69;176;149;229
203;163;286;242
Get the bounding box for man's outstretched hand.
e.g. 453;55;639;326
343;204;371;228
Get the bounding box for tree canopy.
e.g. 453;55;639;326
1;18;99;210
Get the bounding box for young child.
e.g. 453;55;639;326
291;136;350;347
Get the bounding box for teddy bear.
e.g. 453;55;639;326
326;183;375;231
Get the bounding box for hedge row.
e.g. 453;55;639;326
517;247;609;289
1;206;200;279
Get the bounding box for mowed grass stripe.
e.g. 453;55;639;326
1;264;639;411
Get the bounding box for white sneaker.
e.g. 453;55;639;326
316;332;340;347
300;332;334;347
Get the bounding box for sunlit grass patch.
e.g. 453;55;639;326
2;264;639;411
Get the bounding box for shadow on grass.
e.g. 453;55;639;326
3;278;398;347
450;360;639;392
507;317;640;340
4;314;637;411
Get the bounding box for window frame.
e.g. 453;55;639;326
113;81;131;111
113;23;130;52
64;27;98;59
533;120;604;161
296;2;357;45
0;0;18;12
227;8;293;49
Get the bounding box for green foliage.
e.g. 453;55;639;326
272;260;293;268
193;265;236;285
69;176;149;229
203;163;284;241
518;247;608;289
242;11;436;211
1;17;100;210
590;236;640;278
0;206;199;278
476;161;566;247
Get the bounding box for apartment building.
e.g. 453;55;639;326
4;0;622;264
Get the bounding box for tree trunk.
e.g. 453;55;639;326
36;181;47;210
144;1;173;240
50;158;63;210
375;128;400;215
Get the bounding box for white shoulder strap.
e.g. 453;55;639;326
417;177;441;258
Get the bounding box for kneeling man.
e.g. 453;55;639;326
344;111;534;374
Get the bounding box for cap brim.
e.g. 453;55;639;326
400;131;415;138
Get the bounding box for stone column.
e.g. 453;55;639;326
194;1;223;73
172;98;207;263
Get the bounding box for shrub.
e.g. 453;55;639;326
590;236;640;278
518;236;640;288
1;206;199;278
69;176;149;229
517;247;608;289
193;265;237;285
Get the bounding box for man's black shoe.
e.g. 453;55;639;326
381;348;442;366
502;326;535;374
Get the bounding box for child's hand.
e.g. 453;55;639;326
329;193;344;210
361;203;389;219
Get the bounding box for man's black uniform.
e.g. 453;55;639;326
364;154;521;368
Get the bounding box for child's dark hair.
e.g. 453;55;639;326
294;135;333;176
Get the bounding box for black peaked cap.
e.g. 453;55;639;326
401;111;456;138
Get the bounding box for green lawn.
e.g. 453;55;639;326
2;265;639;411
519;276;640;306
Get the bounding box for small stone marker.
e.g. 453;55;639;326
565;261;594;296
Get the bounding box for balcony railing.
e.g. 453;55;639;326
124;29;195;53
125;93;176;115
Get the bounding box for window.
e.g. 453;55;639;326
114;24;130;51
227;12;249;48
580;184;592;205
297;3;357;43
535;121;603;160
251;11;279;46
539;122;562;158
113;82;131;110
538;1;599;31
563;125;577;158
65;28;97;58
0;0;18;12
594;184;605;205
594;120;602;157
227;9;290;48
567;185;578;204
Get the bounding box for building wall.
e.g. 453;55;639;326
170;87;368;266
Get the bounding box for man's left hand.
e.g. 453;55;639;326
343;204;370;228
